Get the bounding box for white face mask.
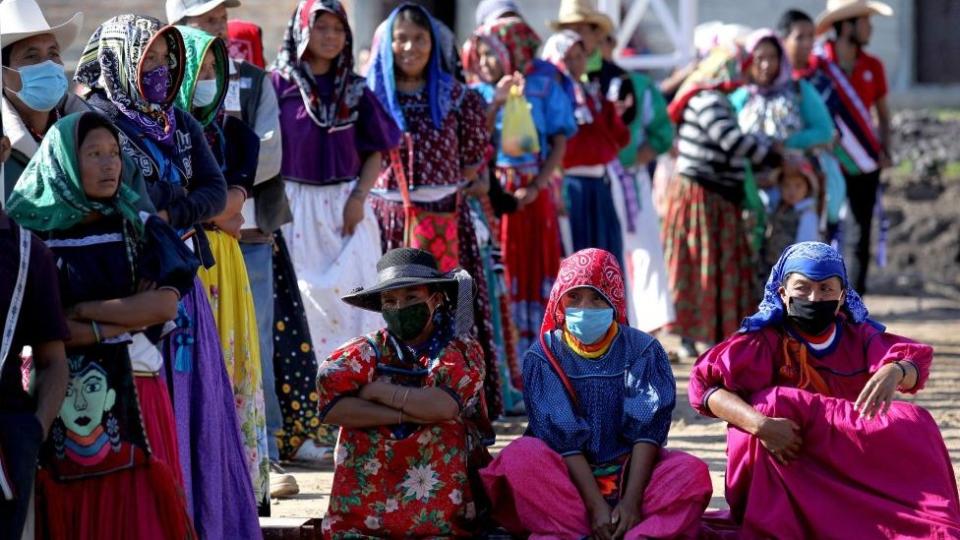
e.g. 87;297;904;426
192;79;219;107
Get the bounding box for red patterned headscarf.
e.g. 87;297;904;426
227;20;266;68
539;248;627;408
462;15;541;82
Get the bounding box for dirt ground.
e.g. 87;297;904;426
268;293;960;520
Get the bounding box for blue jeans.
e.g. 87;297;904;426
240;241;281;462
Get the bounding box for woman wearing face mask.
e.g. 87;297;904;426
0;0;155;207
480;248;712;540
689;241;960;538
7;112;197;539
728;29;834;254
316;247;487;537
74;16;262;537
174;24;270;512
367;4;502;422
541;31;630;269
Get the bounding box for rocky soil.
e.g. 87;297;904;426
874;110;960;295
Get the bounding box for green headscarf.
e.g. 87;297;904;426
6;112;143;234
174;26;229;127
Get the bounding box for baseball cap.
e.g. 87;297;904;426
166;0;241;24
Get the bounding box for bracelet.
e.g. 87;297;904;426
91;321;102;344
400;388;411;412
892;361;907;381
390;387;402;408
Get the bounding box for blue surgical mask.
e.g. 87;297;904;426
3;60;68;112
192;79;219;107
564;307;614;344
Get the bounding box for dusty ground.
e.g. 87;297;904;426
268;293;960;521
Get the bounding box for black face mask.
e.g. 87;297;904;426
786;297;840;335
382;301;433;341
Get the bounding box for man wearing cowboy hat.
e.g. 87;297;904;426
816;0;893;295
550;1;642;142
0;0;89;202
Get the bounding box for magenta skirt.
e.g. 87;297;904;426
703;386;960;539
480;436;712;539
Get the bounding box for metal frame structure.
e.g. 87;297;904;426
598;0;699;70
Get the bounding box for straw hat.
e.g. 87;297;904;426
815;0;893;35
0;0;83;51
548;0;614;36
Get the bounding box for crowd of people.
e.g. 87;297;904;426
0;0;957;538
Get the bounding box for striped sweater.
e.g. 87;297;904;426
675;90;773;202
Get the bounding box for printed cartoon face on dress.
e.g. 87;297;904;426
476;40;505;84
783;20;815;69
780;172;810;207
564;42;588;80
60;365;117;438
749;39;781;87
561;22;600;55
1;33;63;93
307;12;347;63
560;286;611;310
183;4;229;42
779;274;845;306
392;12;432;80
79;127;122;200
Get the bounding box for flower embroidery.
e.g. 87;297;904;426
335;445;349;466
416;430;433;445
363;459;382;476
448;489;462;505
384;498;399;513
401;464;441;501
364;516;382;530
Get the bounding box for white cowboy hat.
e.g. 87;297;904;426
815;0;893;35
0;0;83;52
548;0;614;36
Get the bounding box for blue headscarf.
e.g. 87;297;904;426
740;242;883;333
366;3;455;132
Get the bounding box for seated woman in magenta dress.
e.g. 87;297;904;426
689;241;960;539
481;248;712;539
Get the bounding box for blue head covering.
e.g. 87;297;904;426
740;242;883;333
366;3;455;132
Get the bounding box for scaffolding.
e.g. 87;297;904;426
598;0;699;70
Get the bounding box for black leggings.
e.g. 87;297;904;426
843;169;881;295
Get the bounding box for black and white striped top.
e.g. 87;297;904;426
675;90;772;202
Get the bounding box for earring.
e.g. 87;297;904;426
106;410;121;451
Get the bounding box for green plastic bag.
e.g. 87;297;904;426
501;85;540;157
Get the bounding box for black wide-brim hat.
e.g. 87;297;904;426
341;248;461;313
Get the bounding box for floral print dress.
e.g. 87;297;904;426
317;329;485;538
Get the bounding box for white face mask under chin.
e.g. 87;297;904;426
192;79;219;107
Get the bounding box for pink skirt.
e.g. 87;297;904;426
480;436;712;539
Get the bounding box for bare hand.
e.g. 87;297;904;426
156;209;170;223
463;175;489;197
513;186;539;207
635;145;657;166
854;363;902;419
878;151;894;169
342;196;365;237
611;497;642;539
212;188;246;237
589;502;614;540
755;416;802;465
493;72;524;105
